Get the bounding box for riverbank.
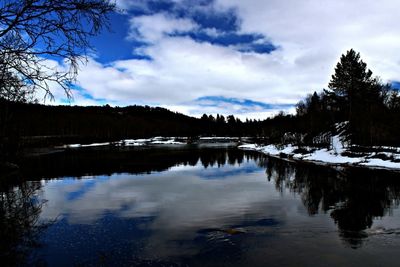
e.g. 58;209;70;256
5;134;400;172
41;135;400;171
239;138;400;171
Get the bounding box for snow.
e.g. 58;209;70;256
302;148;363;164
260;145;281;155
360;159;400;169
63;131;400;170
239;144;261;150
65;137;187;148
331;135;344;154
150;140;186;145
239;133;400;170
66;142;109;148
200;137;239;140
65;136;242;148
280;144;296;154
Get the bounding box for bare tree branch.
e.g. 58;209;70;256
0;0;116;101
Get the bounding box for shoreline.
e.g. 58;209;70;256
5;135;400;172
239;143;400;172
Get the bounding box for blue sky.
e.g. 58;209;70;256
49;0;400;119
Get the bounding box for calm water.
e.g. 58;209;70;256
2;146;400;266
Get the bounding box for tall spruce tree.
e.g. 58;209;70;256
328;49;373;115
328;49;385;144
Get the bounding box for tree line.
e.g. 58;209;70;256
0;99;268;157
238;49;400;147
1;1;400;158
2;50;400;158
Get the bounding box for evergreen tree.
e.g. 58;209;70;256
328;49;386;144
328;49;373;116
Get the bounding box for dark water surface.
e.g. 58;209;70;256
2;146;400;266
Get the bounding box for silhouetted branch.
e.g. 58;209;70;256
0;0;116;100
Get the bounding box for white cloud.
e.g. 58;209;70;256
215;0;400;81
114;0;147;11
55;0;400;119
128;13;197;43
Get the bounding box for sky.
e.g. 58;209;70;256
48;0;400;120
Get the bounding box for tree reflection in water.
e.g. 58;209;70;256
0;175;52;266
1;147;400;265
264;157;400;248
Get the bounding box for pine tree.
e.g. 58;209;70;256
328;49;373;115
328;49;385;144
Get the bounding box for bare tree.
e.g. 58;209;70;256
0;0;116;100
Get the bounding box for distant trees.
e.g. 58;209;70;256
0;101;270;150
296;91;332;138
0;0;116;100
199;113;248;136
3;43;400;153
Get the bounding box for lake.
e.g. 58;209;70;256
2;146;400;266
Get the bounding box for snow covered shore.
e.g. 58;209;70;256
62;137;187;148
61;136;243;148
60;133;400;171
239;138;400;170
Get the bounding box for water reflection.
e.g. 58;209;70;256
17;147;263;179
265;157;400;248
0;178;50;266
1;147;400;266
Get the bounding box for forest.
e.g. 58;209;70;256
294;49;400;146
1;0;399;159
1;49;400;160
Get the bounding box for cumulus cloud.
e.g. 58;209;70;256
216;0;400;80
54;0;400;119
75;38;300;106
128;13;198;43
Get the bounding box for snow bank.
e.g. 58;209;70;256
66;142;110;148
359;159;400;169
199;137;240;140
302;148;363;164
239;134;400;170
64;137;187;148
238;144;261;150
150;140;186;145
